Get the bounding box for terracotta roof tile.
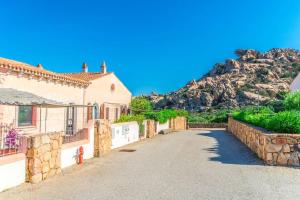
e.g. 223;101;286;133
0;57;89;86
62;72;112;81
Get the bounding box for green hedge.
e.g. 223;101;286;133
144;109;188;124
116;109;188;124
284;92;300;110
116;114;145;124
232;106;300;134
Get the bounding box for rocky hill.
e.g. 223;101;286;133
148;48;300;111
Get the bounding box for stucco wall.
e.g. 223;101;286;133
85;73;131;106
0;105;86;135
61;124;94;169
111;122;139;149
156;121;169;134
85;73;131;121
0;72;86;135
0;72;84;104
0;154;26;192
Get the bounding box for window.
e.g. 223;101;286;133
115;108;119;120
106;107;110;120
18;106;34;126
93;103;99;119
111;84;115;91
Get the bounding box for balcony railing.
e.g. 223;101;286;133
62;128;89;144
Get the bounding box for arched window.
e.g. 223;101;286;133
93;103;100;119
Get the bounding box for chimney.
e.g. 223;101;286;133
101;61;107;74
82;62;88;73
36;64;43;69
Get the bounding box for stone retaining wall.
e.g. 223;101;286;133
170;117;187;131
188;123;227;129
228;117;300;167
26;132;63;183
94;119;111;157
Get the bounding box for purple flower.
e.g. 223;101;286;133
5;129;19;148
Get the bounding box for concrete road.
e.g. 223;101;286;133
1;129;300;200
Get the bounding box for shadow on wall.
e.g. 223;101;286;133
198;130;264;166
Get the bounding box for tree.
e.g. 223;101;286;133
130;97;153;115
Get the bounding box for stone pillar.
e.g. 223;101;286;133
170;117;187;131
94;119;111;157
146;120;155;138
26;132;63;183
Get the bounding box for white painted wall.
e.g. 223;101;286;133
61;125;94;169
156;120;169;134
0;154;25;192
111;122;139;149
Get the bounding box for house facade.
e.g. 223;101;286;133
0;58;88;138
0;57;131;138
63;62;132;122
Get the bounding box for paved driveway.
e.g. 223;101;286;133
2;129;300;200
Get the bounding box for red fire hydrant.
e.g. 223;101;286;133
78;146;84;164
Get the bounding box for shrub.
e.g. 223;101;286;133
116;114;145;124
265;111;300;133
284;91;300;110
175;109;189;117
130;97;153;115
232;106;300;133
144;109;187;124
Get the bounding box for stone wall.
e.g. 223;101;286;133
94;120;111;157
146;120;155;138
188;123;227;129
26;132;63;183
170;117;187;131
228;117;300;167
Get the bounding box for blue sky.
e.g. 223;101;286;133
1;0;300;95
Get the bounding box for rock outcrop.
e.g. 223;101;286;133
147;48;300;111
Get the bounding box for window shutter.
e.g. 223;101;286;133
106;107;110;120
32;106;37;126
87;106;92;121
100;104;105;119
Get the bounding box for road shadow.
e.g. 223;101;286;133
198;130;264;166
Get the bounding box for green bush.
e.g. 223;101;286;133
232;106;300;134
116;114;145;124
265;111;300;133
284;91;300;110
175;109;189;117
130;97;153;115
144;109;187;124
